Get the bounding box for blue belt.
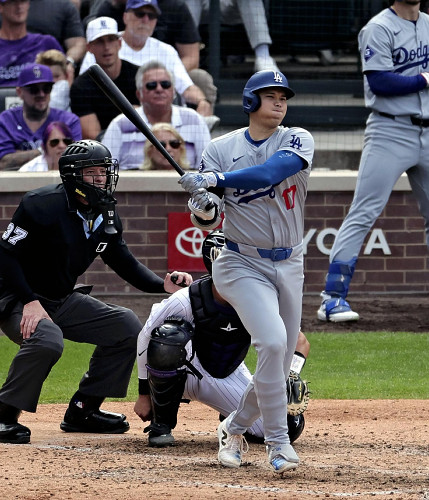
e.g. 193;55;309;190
225;240;293;261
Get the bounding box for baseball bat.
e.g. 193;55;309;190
87;63;185;176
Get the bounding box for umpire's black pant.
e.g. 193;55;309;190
0;291;142;412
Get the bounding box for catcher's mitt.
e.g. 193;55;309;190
287;371;310;416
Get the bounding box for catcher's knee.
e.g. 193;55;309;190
288;413;305;444
146;317;195;429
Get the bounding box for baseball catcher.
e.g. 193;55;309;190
135;229;310;447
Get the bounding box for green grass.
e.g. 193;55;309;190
1;331;428;403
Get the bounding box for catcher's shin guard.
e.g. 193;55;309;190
146;316;197;430
146;366;187;430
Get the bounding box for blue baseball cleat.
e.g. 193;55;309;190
317;293;359;322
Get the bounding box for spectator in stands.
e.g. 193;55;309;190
89;0;200;71
26;0;87;71
70;16;140;140
0;0;64;87
35;50;72;111
79;1;216;122
102;60;210;170
0;63;81;171
187;0;279;73
141;122;190;171
85;0;218;130
19;121;73;171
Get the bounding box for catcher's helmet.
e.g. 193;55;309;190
242;70;295;114
59;139;119;208
202;229;225;274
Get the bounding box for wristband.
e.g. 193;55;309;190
138;378;150;395
67;56;77;69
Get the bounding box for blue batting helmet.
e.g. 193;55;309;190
242;70;295;114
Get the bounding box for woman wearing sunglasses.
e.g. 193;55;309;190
19;121;73;172
141;122;190;171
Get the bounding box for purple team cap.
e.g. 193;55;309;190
125;0;161;15
17;63;54;87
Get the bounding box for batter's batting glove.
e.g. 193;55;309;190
188;188;216;220
179;172;218;192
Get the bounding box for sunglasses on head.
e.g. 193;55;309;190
48;137;73;147
26;83;53;95
132;10;158;20
145;80;172;91
159;140;182;149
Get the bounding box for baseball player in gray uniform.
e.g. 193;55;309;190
317;0;429;322
178;70;314;474
134;230;310;448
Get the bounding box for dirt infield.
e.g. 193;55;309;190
2;294;428;499
2;400;428;500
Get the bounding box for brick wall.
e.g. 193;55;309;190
1;171;427;296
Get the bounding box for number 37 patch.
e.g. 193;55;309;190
2;223;28;245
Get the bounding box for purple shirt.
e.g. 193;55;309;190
0;33;64;87
0;106;82;159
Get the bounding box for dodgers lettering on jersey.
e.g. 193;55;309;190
358;8;429;116
200;126;314;249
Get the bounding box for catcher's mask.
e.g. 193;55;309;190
201;229;225;274
59;139;119;209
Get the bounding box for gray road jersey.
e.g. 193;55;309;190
201;126;314;248
358;8;429;117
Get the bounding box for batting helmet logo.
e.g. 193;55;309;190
242;70;295;114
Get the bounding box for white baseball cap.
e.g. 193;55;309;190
86;17;120;43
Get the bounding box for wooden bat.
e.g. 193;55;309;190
87;63;185;175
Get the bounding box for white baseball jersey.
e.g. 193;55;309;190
201;126;314;248
136;287;264;438
359;8;429;116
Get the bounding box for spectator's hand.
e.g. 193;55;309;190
179;172;218;192
20;300;52;339
196;99;212;116
164;272;193;293
134;394;152;421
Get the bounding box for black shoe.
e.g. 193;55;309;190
0;422;31;444
60;408;129;434
144;422;174;447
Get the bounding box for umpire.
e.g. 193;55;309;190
0;139;192;444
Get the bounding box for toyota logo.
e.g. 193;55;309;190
175;227;208;258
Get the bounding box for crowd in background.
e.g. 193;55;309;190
0;0;282;172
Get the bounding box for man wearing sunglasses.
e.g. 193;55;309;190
0;63;82;171
102;60;210;170
79;1;217;124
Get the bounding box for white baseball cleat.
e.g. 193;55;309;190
266;443;300;474
317;294;359;322
217;418;248;468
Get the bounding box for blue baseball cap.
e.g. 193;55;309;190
18;63;54;87
125;0;161;15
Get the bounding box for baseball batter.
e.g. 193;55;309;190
134;230;309;448
178;70;314;474
317;0;429;322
